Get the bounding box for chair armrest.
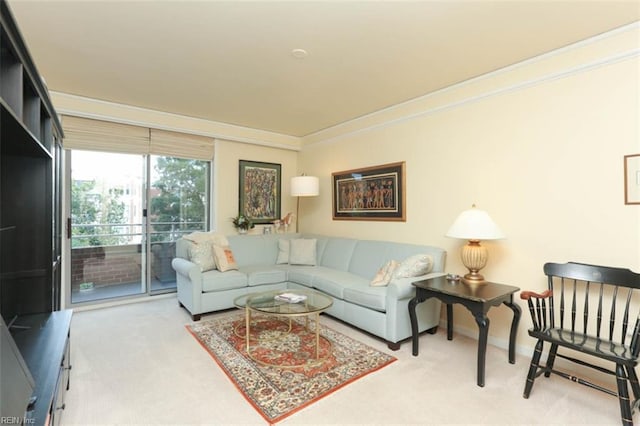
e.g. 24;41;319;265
520;290;552;300
520;289;553;330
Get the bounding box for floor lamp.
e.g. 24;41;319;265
291;175;319;233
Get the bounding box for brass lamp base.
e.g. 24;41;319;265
460;240;488;285
462;272;486;285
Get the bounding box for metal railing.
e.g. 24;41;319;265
71;221;205;248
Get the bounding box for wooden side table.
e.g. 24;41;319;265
408;275;521;387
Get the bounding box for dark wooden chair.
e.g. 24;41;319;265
521;262;640;426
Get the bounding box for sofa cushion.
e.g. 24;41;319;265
289;238;317;266
276;239;290;264
202;270;247;292
343;285;388;312
349;240;396;280
239;265;287;286
285;266;317;287
311;268;368;299
319;238;357;271
227;234;291;267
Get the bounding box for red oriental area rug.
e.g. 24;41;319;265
186;313;396;424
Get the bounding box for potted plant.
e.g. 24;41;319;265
231;214;254;234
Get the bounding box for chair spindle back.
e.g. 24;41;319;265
543;262;640;356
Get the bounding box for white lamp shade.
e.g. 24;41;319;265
445;205;505;240
291;176;319;197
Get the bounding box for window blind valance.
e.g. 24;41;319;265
62;115;150;154
61;115;215;160
150;129;214;160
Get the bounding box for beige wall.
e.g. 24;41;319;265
213;139;298;235
297;26;640;351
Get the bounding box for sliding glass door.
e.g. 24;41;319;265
68;151;209;305
148;155;209;293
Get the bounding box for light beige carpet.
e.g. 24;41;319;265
61;296;636;425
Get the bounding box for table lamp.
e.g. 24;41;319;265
445;204;505;284
291;175;319;232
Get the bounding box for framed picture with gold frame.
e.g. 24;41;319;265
332;161;406;221
239;160;281;223
625;154;640;205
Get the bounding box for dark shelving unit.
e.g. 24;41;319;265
0;1;68;424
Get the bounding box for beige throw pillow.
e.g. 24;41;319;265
276;239;290;264
393;254;433;279
212;245;238;272
288;238;317;266
183;232;230;272
370;260;399;286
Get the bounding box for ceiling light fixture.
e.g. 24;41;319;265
291;48;308;59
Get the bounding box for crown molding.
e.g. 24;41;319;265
302;22;640;147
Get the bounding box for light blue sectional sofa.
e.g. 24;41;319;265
172;233;446;350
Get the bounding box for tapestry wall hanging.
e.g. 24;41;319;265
239;160;281;224
332;161;405;221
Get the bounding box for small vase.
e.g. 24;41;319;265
237;228;247;235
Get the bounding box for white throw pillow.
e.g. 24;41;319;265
276;239;290;264
188;242;216;272
393;254;433;278
288;238;317;266
183;231;229;246
370;260;399;287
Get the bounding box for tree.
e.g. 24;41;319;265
71;180;99;247
150;157;207;242
71;180;127;248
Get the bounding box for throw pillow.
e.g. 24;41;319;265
288;238;317;266
188;242;216;272
212;245;238;272
370;260;399;287
393;254;433;278
183;231;229;246
384;259;400;283
276;239;290;264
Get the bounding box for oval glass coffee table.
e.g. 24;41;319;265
234;289;333;368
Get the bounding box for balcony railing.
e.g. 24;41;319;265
70;221;204;303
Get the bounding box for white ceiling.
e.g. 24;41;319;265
8;0;640;138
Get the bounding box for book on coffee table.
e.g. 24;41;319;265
274;293;307;303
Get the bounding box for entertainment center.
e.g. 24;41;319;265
0;1;70;424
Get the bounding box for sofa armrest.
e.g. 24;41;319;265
387;272;447;300
171;258;203;291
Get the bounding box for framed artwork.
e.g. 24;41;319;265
239;160;281;224
624;154;640;205
332;161;406;221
